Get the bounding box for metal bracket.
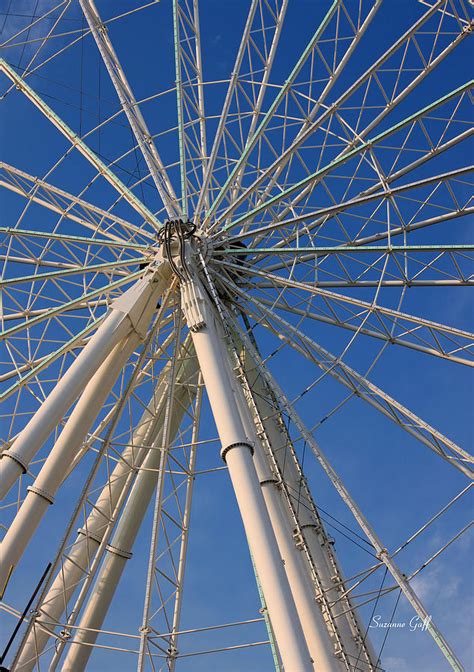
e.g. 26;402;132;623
181;280;207;331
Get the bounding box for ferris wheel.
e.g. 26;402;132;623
0;0;473;670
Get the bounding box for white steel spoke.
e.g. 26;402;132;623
173;0;208;216
204;0;384;229
216;83;472;235
223;0;289;216
217;251;474;288
252;291;473;366
0;59;161;230
224;165;473;244
0;226;147;251
211;0;470;232
0;162;156;245
80;0;181;220
240;124;473;258
195;0;259;219
195;0;291;221
247;211;474;272
217;260;474;365
0;258;146;288
230;288;473;477
227;310;465;671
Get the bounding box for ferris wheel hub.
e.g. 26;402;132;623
148;219;248;291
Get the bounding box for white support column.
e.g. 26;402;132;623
0;334;140;595
243;350;377;669
233;384;341;671
0;267;169;500
218;342;340;670
259;477;343;672
1;311;125;498
237;319;462;671
60;353;198;672
15;342;196;672
181;277;313;672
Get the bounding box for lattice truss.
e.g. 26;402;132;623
0;1;472;671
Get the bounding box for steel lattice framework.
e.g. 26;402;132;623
0;1;473;671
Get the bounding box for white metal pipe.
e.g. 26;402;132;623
55;357;197;671
0;271;167;500
0;274;167;595
222;443;313;670
235;331;381;668
182;283;313;671
226;356;340;670
0;334;140;593
260;478;342;672
244;353;376;667
251;437;339;669
0;311;127;499
15;344;196;671
251;439;340;670
60;356;197;671
244;329;463;671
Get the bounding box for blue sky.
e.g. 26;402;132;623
0;1;473;670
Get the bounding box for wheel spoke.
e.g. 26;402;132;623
215;83;472;236
224;165;473;244
211;0;470;232
80;0;181;220
229;282;474;366
231;287;473;476
173;0;208;217
0;162;156;244
0;59;161;230
227;309;466;671
204;0;383;229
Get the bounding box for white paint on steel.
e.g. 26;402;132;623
181;271;313;672
60;348;198;671
0;267;168;502
15;341;197;671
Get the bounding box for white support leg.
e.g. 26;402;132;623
0;334;139;595
220;346;340;671
260;478;343;672
240;404;341;670
0;310;126;498
0;267;169;597
1;268;169;499
52;352;198;672
13;342;196;672
244;351;377;669
181;277;313;672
